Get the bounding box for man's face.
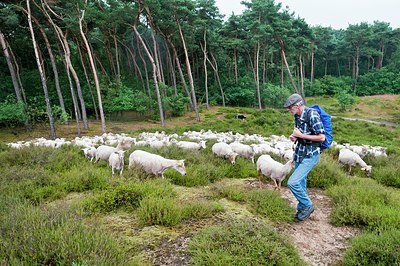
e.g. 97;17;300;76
287;104;299;115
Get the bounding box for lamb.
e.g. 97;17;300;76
256;154;294;190
108;150;125;176
82;146;97;162
229;142;255;163
338;148;372;176
176;140;206;150
128;150;186;179
211;142;238;165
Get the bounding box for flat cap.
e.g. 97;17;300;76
284;93;303;108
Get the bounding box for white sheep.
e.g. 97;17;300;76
108;150;125;176
211;142;238;165
128;150;186;179
256;154;294;190
82;146;97;162
176;140;206;150
95;139;131;163
338;148;372;176
229;142;255;163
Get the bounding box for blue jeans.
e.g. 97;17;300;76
287;153;320;211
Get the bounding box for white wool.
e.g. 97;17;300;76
108;150;125;176
256;154;294;190
128;150;186;179
338;148;372;176
229;142;255;163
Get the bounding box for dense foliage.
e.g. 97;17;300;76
0;0;399;131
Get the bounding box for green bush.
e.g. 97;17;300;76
0;201;130;265
343;230;400;265
136;196;182;226
336;91;356;111
262;83;291;108
328;178;400;231
82;183;143;213
0;99;27;127
188;217;305;265
308;155;347;189
246;189;294;222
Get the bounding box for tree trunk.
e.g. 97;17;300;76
27;0;56;139
177;22;200;122
76;38;99;120
234;48;238;84
41;0;89;129
279;40;298;93
133;26;165;127
168;39;194;110
151;30;162;83
0;31;23;102
79;5;106;133
254;41;261;109
166;47;177;96
65;59;81;137
201;30;209;109
206;52;225;107
310;42;315;85
26;13;67;118
113;33;121;83
299;54;305;100
136;36;151;102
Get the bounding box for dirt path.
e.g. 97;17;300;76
332;116;398;127
278;186;360;266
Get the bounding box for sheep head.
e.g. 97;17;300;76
361;165;372;177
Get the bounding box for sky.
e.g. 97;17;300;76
215;0;400;29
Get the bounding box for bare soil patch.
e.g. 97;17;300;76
245;180;360;265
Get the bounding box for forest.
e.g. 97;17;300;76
1;0;400;138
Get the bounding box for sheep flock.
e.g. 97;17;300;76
7;130;387;182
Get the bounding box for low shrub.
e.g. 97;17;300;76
136;196;182;226
328;178;400;232
0;200;130;265
343;230;400;265
188;217;305;265
246;189;294;222
308;155;347;189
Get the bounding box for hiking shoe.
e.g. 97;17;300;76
296;205;314;221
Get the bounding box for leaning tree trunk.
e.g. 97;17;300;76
26;13;67;118
133;25;165;127
206;52;225;107
177;21;200;122
201;30;209;110
0;30;23;102
79;5;106;133
41;0;88;129
168;39;194;110
279;39;298;93
27;0;56;139
76;39;99;120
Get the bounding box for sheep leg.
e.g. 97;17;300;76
272;179;278;190
278;181;282;191
257;170;263;188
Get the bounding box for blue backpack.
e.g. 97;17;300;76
307;105;333;152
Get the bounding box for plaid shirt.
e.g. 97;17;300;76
293;107;325;163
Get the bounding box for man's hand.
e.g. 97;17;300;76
289;134;297;142
292;128;303;138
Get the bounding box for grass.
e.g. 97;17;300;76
188;217;306;265
1;94;400;265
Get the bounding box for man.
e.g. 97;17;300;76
284;93;325;221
